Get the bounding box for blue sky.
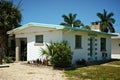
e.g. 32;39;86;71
14;0;120;32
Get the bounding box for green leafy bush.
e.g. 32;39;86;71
4;57;13;63
41;41;73;68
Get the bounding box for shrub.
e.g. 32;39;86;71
4;56;13;63
41;41;73;68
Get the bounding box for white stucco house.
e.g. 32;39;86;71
111;33;120;59
7;22;116;64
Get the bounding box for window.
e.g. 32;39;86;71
100;38;106;51
75;35;82;48
35;35;43;43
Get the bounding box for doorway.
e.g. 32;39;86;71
20;38;27;61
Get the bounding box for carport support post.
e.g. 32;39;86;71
0;54;2;64
16;38;20;62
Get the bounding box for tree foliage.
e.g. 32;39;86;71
97;9;115;33
0;0;22;57
0;0;22;30
82;25;91;30
41;41;73;68
60;13;84;27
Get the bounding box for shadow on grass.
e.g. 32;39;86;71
54;59;120;71
0;65;9;68
53;65;76;71
84;59;120;66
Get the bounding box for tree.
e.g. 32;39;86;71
97;9;115;33
60;13;84;27
0;0;22;58
82;25;91;30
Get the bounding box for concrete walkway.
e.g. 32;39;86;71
102;63;120;67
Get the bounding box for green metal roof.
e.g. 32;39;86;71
8;22;65;31
112;33;120;39
7;22;117;36
63;26;117;36
7;22;65;34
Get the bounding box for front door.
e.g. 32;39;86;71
89;37;95;61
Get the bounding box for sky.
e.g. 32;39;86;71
14;0;120;32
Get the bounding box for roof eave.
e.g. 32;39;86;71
7;22;118;37
7;22;65;34
63;27;117;36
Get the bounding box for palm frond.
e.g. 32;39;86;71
73;14;77;20
60;22;70;27
107;12;114;18
62;15;70;24
108;18;115;24
108;23;115;33
103;9;107;19
60;13;83;27
97;9;115;33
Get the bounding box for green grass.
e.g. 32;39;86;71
65;60;120;80
108;59;120;65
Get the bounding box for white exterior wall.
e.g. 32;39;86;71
111;39;120;59
62;30;112;64
15;27;112;64
96;35;111;60
15;27;63;61
112;39;120;54
62;30;88;64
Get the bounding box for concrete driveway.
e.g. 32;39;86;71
112;53;120;59
0;62;67;80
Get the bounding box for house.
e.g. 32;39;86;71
111;33;120;59
7;22;116;64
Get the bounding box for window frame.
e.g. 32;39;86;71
35;35;43;43
75;35;82;49
100;38;106;51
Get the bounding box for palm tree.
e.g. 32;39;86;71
60;13;84;27
97;9;115;33
0;0;22;58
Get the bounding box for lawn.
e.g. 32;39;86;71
65;59;120;80
108;59;120;65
